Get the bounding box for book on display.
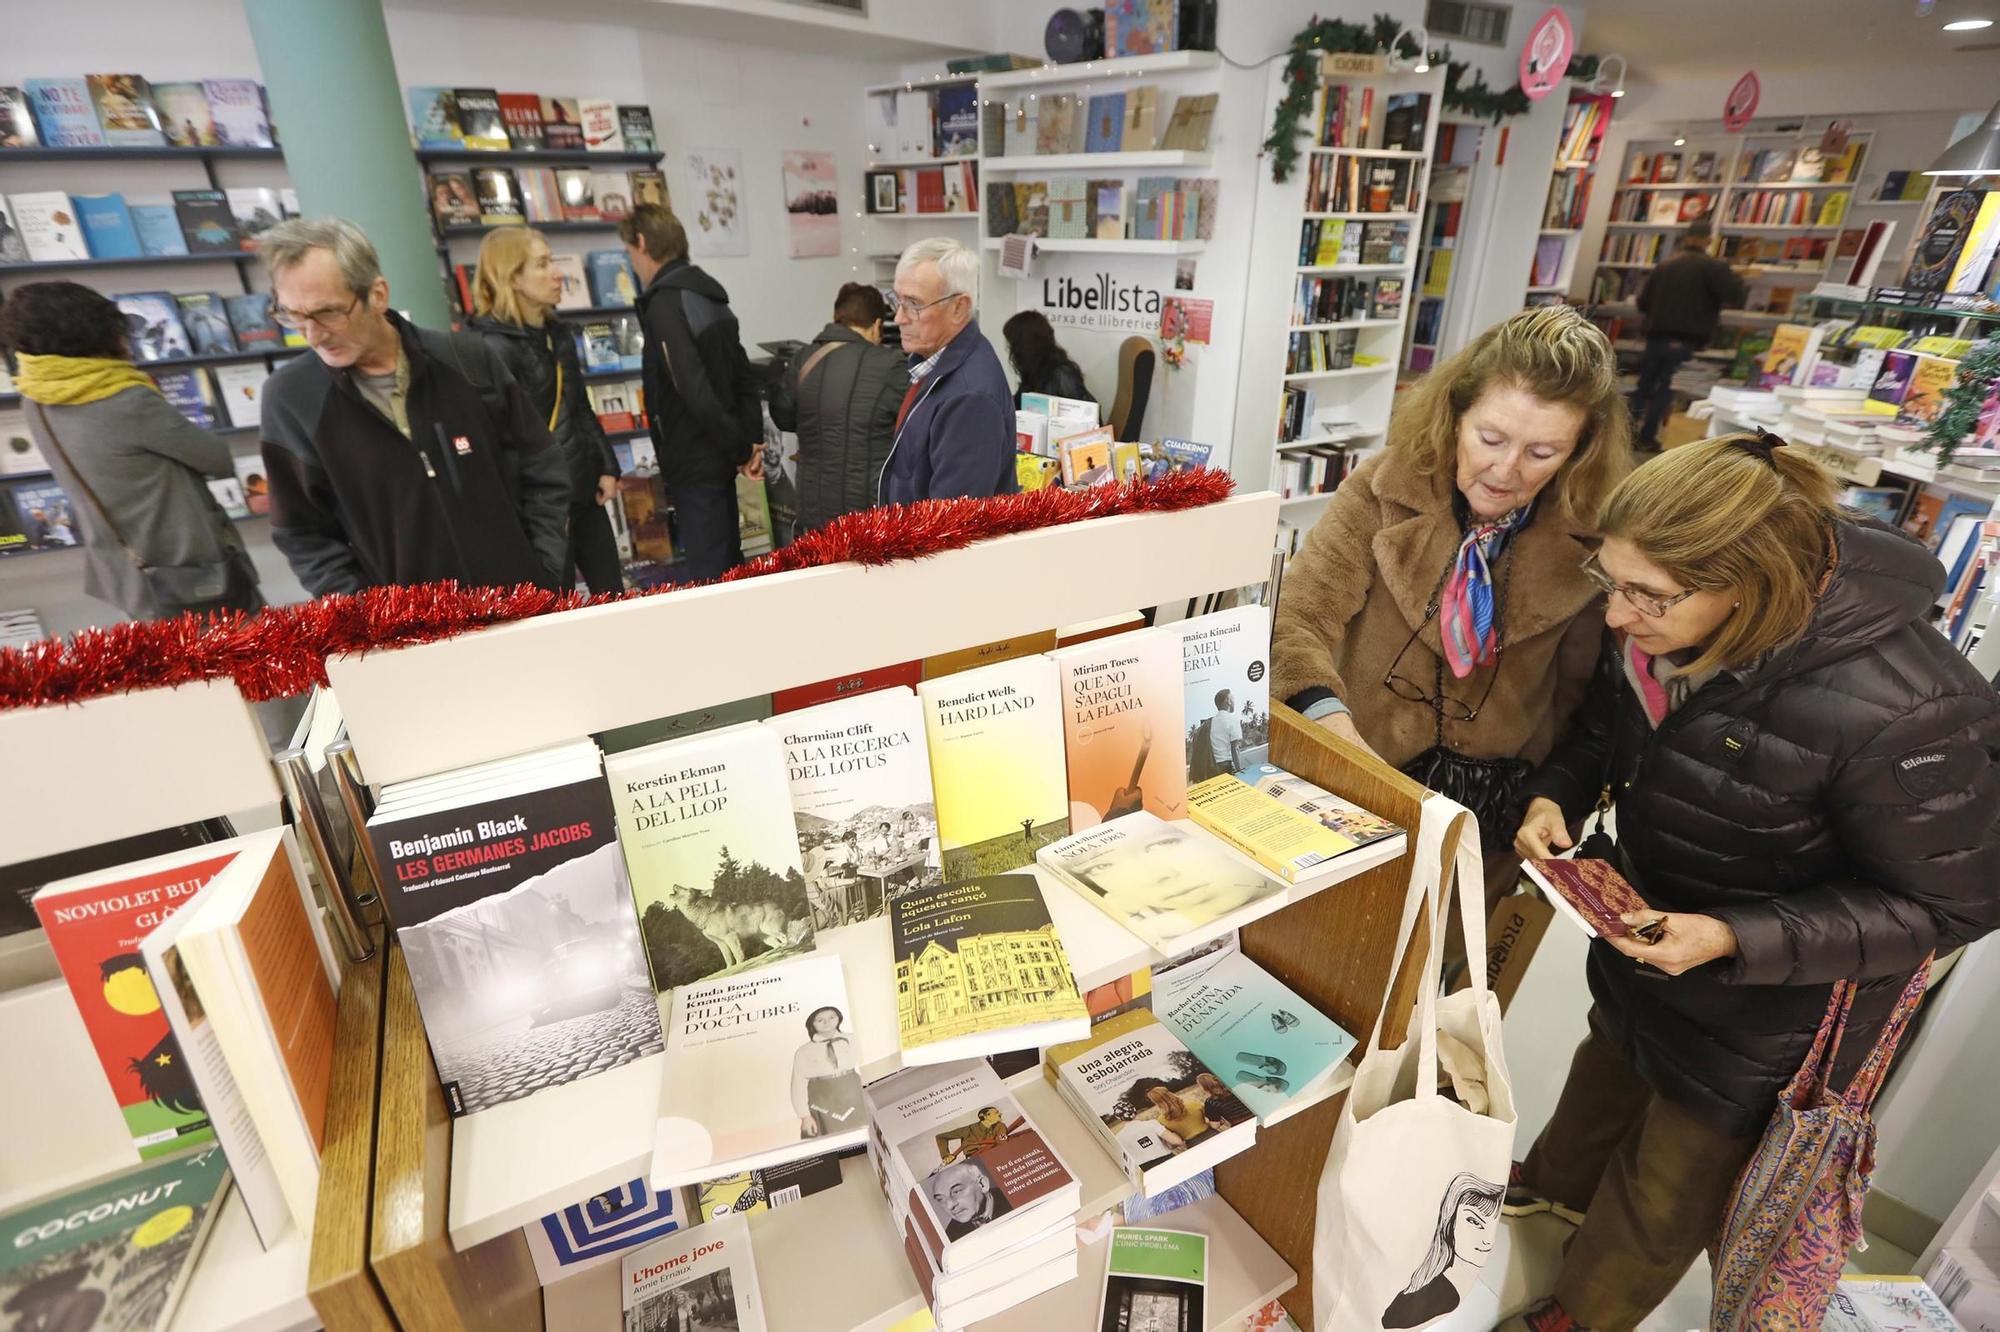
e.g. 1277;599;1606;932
619;1212;766;1332
202;79;273;147
10;192;91;262
578;98;624;152
540;95;586;151
1045;1008;1255;1196
408;86;461;149
1097;1227;1208;1332
151;81;217;146
918;655;1071;881
891;873;1088;1062
1240;763;1404;850
1172;606;1272;782
1051;628;1188;829
114;293;192;362
171;189;241;253
175;292;237;355
130;204;189;256
1187;769;1382;884
472;167;525;225
72;194;141;259
24;79;104;147
86;74;166;146
652;952;866;1188
1152;948;1356;1123
497;92;546;150
523;1175;687;1284
366;739;663;1117
152;368;216;430
1037;812;1288;954
618;106;658;153
451;87;509;151
0;87;39;148
769;661;922;715
686;1152;845;1222
605;723;815;996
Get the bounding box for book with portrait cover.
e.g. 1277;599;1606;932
1037;812;1288;954
1187;771;1367;884
620;1212;767;1332
863;1058;1081;1273
33;846;237;1157
202;79;273;148
0;1147;230;1332
652;952;864;1188
0;87;40;148
1097;1228;1208;1332
1171;606;1271;783
1522;857;1654;939
605;723;814;996
919;655;1071;881
151;81;218;147
524;1175;686;1284
1051;627;1188;830
451;88;509;151
891;873;1088;1063
86;74;166;146
1044;1007;1255;1197
365;740;662;1117
24;78;105;148
765;686;941;930
540;95;586;151
1153;948;1356;1123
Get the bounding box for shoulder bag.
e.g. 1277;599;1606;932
32;403;262;621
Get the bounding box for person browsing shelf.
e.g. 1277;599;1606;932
0;281;263;620
1001;309;1094;408
768;282;906;533
620;204;764;582
1502;435;2000;1332
1629;216;1748;451
879;237;1016;504
469;227;624;595
256;217;570;596
1270;306;1632;908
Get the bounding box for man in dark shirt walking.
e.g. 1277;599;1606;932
1630;217;1748;450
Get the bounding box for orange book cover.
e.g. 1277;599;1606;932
238;847;337;1151
1050;627;1188;829
922;630;1058;680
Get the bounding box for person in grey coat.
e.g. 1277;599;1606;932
769;283;907;533
0;281;261;620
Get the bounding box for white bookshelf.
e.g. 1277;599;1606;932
976;49;1221;91
1524;88;1616;308
981;236;1206;255
981;149;1212;172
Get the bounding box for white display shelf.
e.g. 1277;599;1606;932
1303;210;1419;222
1310;146;1425;160
1295;262;1412;275
864;155;977;171
1525;284;1567;295
1277;430;1381;451
1282;363;1395;382
1538;228;1581;236
977;50;1221;91
171;1196;316;1332
863;73;978;96
1612;181;1712;191
980;236;1206;255
980;149;1212;172
1280;491;1339;510
1604;221;1682;230
867;210;978;220
443;828;1401;1251
1288;318;1402;333
1718;223;1841;234
1729;180;1857;190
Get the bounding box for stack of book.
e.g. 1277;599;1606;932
864;1060;1083;1326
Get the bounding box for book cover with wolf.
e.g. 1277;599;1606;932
606;723;816;995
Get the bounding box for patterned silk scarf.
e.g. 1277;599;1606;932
1439;506;1528;678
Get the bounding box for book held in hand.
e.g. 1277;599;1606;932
892;873;1088;1063
1038;812;1288;954
1523;857;1655;939
620;1212;766;1332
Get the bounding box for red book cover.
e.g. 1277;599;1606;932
771;661;923;714
915;168;946;215
1524;857;1654;939
497;92;545;151
35;852;236;1157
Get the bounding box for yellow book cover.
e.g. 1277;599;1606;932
1816;191;1850;227
1314;218;1343;267
1051;628;1188;828
1898;355;1958;427
1187;771;1359;883
1017;453;1061;491
1111;440;1143;481
1760;324;1813;382
1911;335;1974;358
918;655;1070;878
1423;247;1453;298
890;873;1087;1057
1949;192;2000;293
922;630;1058;681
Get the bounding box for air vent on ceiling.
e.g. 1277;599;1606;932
1426;0;1509;47
772;0;867;13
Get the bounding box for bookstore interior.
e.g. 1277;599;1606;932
3;1;2000;1331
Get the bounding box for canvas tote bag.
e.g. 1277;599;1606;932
1313;794;1517;1332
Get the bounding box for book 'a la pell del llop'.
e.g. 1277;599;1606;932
917;655;1071;882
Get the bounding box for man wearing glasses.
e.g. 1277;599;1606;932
878;238;1016;505
255;217;570;596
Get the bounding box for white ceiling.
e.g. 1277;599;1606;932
1580;0;2000;79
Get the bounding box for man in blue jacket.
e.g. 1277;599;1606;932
880;238;1017;504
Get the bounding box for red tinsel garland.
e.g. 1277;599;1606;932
0;470;1236;712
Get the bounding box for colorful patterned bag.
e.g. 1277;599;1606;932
1709;959;1931;1331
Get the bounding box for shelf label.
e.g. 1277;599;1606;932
1723;71;1761;132
1519;8;1575;102
1321;51;1385;78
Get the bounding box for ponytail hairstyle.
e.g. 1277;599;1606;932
1388;305;1632;525
1597;433;1841;675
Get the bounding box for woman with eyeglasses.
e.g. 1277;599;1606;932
1500;435;2000;1332
1271;305;1631;905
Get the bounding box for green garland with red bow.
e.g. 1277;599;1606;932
1921;334;2000;465
1264;15;1603;183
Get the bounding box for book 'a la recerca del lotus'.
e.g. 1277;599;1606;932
765;686;941;931
1153;947;1356;1124
1036;812;1288;955
605;723;815;996
891;872;1089;1064
653;952;866;1189
1050;627;1189;830
1171;605;1273;783
918;655;1071;881
365;741;662;1118
619;1211;766;1332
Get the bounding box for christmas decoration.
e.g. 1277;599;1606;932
1921;335;2000;466
0;470;1236;712
1264;14;1602;182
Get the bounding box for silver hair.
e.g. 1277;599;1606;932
258;216;383;295
896;237;978;310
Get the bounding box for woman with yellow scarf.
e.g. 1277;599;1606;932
1;281;262;620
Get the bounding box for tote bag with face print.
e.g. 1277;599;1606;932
1313;795;1517;1332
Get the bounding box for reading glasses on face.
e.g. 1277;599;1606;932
272;293;362;332
1579;553;1697;619
890;291;965;319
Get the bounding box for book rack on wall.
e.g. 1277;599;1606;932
1524;88;1615;307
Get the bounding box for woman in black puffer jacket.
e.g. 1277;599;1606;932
470;228;623;594
1501;433;2000;1332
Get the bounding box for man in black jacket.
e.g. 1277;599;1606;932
1630;217;1748;450
769;283;905;533
619;205;763;581
257;218;570;596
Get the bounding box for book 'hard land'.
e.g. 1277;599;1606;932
919;655;1070;881
1051;628;1188;830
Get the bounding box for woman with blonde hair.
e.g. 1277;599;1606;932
1272;305;1631;900
469;227;623;594
1502;434;2000;1332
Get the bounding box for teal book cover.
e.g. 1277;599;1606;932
1153;949;1355;1121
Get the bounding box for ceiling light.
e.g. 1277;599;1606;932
1674;134;1687;147
1590;54;1628;100
1924;95;2000;174
1943;17;1994;28
1388;22;1432;75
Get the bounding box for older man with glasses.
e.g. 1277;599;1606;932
878;238;1016;505
255;216;571;597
